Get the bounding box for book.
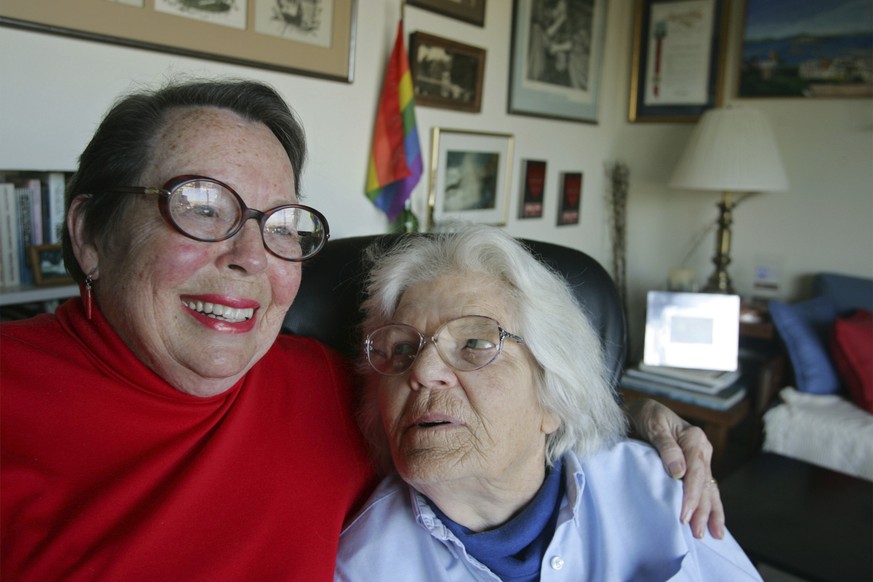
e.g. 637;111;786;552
15;184;35;286
0;183;21;287
635;363;741;390
46;173;66;244
620;373;747;411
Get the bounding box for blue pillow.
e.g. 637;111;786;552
769;296;841;394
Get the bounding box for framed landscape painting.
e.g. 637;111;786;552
738;0;873;98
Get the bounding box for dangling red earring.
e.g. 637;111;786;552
84;275;94;320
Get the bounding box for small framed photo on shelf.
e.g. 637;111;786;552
556;172;582;226
409;32;486;113
508;0;607;123
427;128;514;231
407;0;486;27
30;244;73;286
628;0;728;123
518;159;546;219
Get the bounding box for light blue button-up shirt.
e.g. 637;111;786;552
336;440;762;581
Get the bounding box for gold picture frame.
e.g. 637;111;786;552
0;0;357;82
30;244;74;287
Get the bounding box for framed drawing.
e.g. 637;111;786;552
427;129;514;231
518;159;546;219
0;0;357;82
739;0;873;98
508;0;607;123
628;0;728;123
407;0;486;27
410;32;486;113
556;172;582;226
30;244;73;286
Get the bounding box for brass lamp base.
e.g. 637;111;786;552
702;191;736;294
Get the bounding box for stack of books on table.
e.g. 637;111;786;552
621;363;746;411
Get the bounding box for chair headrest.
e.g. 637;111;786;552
282;234;627;387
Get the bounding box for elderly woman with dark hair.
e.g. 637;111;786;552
336;224;761;581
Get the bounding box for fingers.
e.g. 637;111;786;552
688;478;725;539
675;425;713;531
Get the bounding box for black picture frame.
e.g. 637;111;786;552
556;172;582;226
628;0;728;123
518;159;546;219
409;31;486;113
407;0;486;27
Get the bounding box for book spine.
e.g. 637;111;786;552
15;186;35;286
0;184;21;287
27;179;43;246
47;173;66;244
621;375;745;410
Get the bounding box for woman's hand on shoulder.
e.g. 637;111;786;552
624;398;725;540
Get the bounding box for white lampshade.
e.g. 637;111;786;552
669;107;789;193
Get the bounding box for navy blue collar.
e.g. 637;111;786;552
429;458;565;582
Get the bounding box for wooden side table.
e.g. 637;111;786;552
621;386;750;474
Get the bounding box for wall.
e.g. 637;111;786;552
2;0;871;359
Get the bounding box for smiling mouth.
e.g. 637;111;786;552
183;300;254;323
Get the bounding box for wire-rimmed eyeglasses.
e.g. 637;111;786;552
364;315;525;376
109;175;330;261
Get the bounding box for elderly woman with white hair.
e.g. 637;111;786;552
335;224;761;581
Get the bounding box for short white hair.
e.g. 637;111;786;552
358;224;626;471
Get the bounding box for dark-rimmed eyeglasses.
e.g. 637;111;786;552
109;175;330;261
364;315;525;376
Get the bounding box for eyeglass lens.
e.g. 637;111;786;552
168;178;327;261
366;315;514;375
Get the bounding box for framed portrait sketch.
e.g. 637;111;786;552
0;0;357;82
508;0;607;123
739;0;873;98
518;159;546;219
427;129;515;231
410;32;486;113
556;172;582;226
407;0;486;27
628;0;728;122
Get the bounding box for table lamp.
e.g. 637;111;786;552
669;106;788;294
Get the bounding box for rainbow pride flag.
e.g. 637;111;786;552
366;20;422;222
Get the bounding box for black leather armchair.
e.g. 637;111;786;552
283;234;627;387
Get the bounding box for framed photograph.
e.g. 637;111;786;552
0;0;357;82
30;244;73;286
556;172;582;226
518;160;546;219
643;290;740;371
407;0;486;27
508;0;607;123
739;0;873;98
427;128;514;231
628;0;728;123
410;32;486;113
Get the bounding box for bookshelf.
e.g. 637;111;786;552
0;170;76;312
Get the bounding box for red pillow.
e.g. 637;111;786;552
830;309;873;413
